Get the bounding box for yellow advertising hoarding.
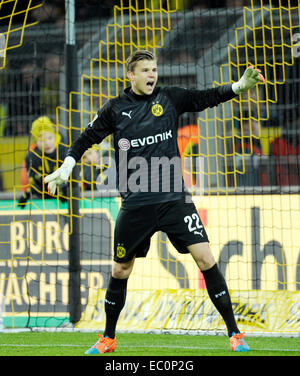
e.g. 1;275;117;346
126;195;300;291
1;194;299;331
78;194;300;334
78;288;300;334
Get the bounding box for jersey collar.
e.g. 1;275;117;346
124;86;159;101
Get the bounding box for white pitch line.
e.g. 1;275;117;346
0;344;299;352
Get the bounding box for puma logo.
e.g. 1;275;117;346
105;298;116;305
194;230;204;237
215;290;226;298
122;110;132;119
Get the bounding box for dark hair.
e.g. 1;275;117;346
126;50;155;72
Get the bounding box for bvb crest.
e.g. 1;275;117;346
116;245;126;258
151;103;163;117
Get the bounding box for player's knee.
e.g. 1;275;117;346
112;259;135;279
188;242;216;271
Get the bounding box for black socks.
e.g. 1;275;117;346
103;266;238;338
202;263;239;337
103;275;128;339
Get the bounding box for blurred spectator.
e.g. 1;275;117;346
5;62;42;136
29;1;64;24
18;116;67;208
82;144;116;191
33;0;112;22
226;0;250;7
170;51;194;64
41;53;61;116
270;131;300;186
177;124;200;189
82;147;101;191
234;109;264;186
0;0;113;27
0;0;40;27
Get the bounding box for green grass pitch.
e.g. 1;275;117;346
0;332;299;356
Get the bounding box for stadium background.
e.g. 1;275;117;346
0;0;299;336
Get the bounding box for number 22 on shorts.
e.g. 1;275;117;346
184;213;204;236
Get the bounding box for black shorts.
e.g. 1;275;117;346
114;199;209;263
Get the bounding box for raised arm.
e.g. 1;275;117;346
165;66;265;115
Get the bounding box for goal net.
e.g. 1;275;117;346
0;0;299;335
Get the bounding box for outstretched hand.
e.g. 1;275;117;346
44;156;76;195
232;66;265;95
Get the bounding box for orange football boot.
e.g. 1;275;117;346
85;334;117;355
230;332;250;352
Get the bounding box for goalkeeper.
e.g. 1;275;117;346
44;50;265;354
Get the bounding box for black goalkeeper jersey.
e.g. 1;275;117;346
67;84;236;207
